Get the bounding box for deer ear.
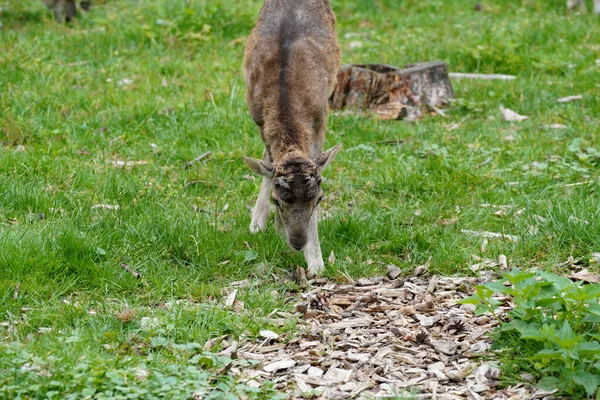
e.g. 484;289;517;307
243;157;274;178
314;144;342;172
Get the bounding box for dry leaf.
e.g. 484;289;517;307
461;230;519;243
135;368;150;381
570;269;600;284
500;106;528;122
481;239;488;253
328;250;336;265
114;308;136;323
498;254;508;270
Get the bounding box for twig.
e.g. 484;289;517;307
431;105;448;118
565;181;593;187
121;264;141;279
374;140;405;146
557;95;583;103
108;135;123;146
558;114;572;122
184;180;204;189
185;151;212;168
449;73;516;81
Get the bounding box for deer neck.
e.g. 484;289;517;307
264;123;313;163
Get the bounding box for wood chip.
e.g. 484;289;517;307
433;340;458;356
323;367;352;384
294;375;312;393
327;318;372;330
234;271;538;398
307;366;324;378
414;256;432;276
387;264;402;280
357;277;384;286
264;359;296;373
260;330;280;340
224;289;238;308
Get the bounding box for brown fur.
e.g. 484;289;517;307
243;0;341;274
244;0;340;162
42;0;90;22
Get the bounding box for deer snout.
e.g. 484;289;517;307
288;233;307;252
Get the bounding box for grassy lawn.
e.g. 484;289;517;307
1;0;599;397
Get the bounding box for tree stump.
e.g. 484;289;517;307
329;62;455;120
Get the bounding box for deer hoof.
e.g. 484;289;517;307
249;223;264;234
307;262;325;277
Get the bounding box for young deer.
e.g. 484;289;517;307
243;0;341;275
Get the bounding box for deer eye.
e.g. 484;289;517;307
316;196;324;205
273;199;281;208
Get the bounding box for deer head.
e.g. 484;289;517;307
244;144;341;251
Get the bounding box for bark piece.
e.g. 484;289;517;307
330;62;454;120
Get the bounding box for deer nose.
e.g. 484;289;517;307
289;235;307;252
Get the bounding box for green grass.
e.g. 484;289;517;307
1;0;599;397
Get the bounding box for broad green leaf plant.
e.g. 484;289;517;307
462;269;600;398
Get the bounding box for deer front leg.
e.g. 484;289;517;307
65;0;76;22
249;148;272;234
250;177;271;233
304;210;324;276
567;0;587;11
53;0;66;22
